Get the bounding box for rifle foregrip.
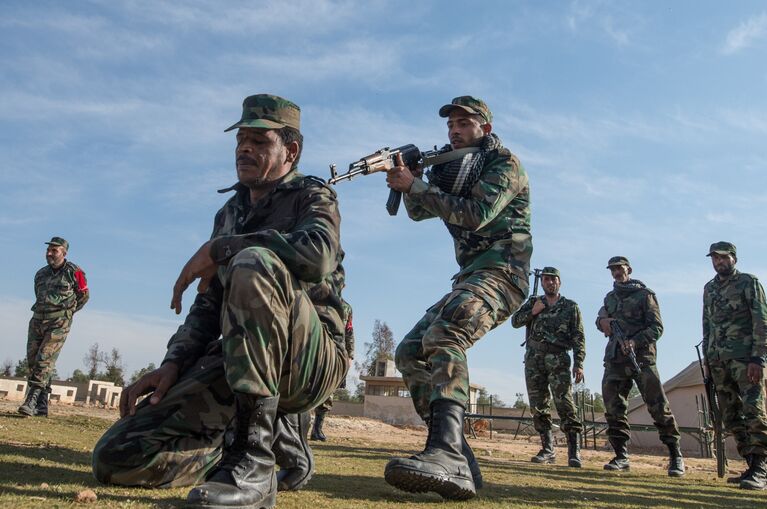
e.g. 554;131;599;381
386;189;402;216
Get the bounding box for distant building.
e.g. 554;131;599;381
360;358;483;426
0;376;122;409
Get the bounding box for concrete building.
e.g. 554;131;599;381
360;359;483;426
0;376;122;409
626;360;738;458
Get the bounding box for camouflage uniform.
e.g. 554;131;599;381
598;278;680;446
512;292;584;434
703;267;767;457
93;159;348;486
395;116;531;420
27;243;89;391
315;300;354;414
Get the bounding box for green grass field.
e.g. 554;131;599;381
1;409;765;508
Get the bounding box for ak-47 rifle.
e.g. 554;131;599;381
610;321;641;374
328;144;479;216
519;268;543;347
696;341;727;477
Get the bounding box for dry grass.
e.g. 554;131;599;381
1;404;765;508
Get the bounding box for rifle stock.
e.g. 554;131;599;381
695;341;727;477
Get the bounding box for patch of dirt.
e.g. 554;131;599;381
0;400;741;476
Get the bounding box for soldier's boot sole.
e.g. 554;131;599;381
604;464;630;471
184;487;276;509
568;458;582;468
384;462;475;501
17;405;35;417
531;454;556;464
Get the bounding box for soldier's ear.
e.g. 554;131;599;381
481;123;492;135
627;266;633;275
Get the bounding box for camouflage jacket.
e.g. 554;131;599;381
511;295;585;368
163;170;345;371
596;279;663;365
402;137;532;302
31;261;89;317
703;270;767;365
342;300;354;359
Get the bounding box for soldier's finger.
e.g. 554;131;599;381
394;153;404;167
171;275;190;314
119;389;130;418
150;376;173;406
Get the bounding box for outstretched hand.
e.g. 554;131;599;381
171;240;217;315
119;362;180;418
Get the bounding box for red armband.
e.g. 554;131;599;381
74;269;88;292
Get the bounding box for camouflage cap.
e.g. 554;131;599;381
706;241;736;257
438;96;493;124
541;266;560;278
45;236;69;251
606;256;630;269
224;94;300;132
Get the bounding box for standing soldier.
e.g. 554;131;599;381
511;266;585;467
311;299;354;441
383;95;531;500
596;256;684;477
19;237;89;417
702;241;767;490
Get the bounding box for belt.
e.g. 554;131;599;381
527;340;568;354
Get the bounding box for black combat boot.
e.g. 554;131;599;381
426;417;483;489
385;399;475;500
35;385;51;417
728;455;752;484
186;394;279;508
667;442;685;477
461;434;483;489
567;432;582;468
531;431;556;464
18;385;43;417
740;454;767;490
604;437;630;471
273;412;314;491
310;409;327;441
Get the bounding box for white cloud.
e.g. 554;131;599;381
0;297;182;380
721;12;767;55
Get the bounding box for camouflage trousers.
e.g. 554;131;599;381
396;267;524;420
524;349;582;434
709;358;767;456
26;314;72;389
602;362;680;445
92;247;348;487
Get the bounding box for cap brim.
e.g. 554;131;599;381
45;242;62;246
224;119;286;132
706;250;732;257
606;263;628;269
438;104;480;118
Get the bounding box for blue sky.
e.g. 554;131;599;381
1;1;766;405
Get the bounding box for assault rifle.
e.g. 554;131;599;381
520;268;543;347
610;321;641;374
695;341;727;477
328;144;479;216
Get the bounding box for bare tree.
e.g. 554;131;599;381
83;343;106;380
102;348;125;386
1;358;12;377
355;319;396;377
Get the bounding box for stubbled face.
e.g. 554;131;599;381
711;252;736;277
46;245;66;268
447;110;485;149
235;128;291;189
542;275;560;296
609;264;630;283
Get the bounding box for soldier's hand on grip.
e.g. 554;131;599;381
385;153;415;193
171;241;217;314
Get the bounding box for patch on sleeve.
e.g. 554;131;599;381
74;269;88;292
